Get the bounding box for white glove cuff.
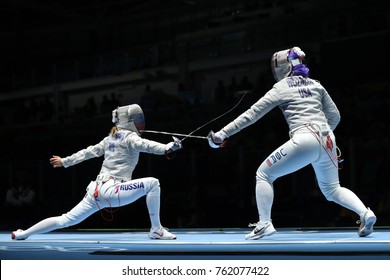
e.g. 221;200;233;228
215;131;228;140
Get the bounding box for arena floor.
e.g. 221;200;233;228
1;228;390;260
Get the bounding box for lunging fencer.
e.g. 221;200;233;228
12;104;181;240
208;47;376;240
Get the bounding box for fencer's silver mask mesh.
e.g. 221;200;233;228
112;104;145;135
271;47;305;82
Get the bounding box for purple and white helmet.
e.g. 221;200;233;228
271;47;308;82
112;104;145;135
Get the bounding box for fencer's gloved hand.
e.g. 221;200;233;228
208;130;228;148
165;136;183;155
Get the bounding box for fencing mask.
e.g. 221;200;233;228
271;46;308;82
112;104;145;135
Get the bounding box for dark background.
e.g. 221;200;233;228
1;0;389;231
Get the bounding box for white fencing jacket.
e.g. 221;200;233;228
221;76;340;137
61;130;167;182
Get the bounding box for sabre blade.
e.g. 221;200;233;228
181;91;248;141
141;91;248;142
141;130;207;139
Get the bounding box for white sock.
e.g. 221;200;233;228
255;180;274;223
146;184;161;230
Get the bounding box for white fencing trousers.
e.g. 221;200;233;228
19;177;161;239
255;129;368;223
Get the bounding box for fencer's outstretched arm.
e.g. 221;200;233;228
59;140;105;168
128;133;182;155
208;91;280;149
220;92;279;137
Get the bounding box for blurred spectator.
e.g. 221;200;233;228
27;98;39;123
226;76;239;104
109;92;120;108
140;84;157;112
100;95;112;114
4;180;36;229
5;183;36;207
176;82;187;101
39;96;55;122
5;186;23;207
84;97;97;117
239;75;254;92
18;184;36;206
214;80;226;103
177;82;198;106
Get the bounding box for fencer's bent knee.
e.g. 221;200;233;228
145;177;160;194
256;167;272;184
57;214;74;228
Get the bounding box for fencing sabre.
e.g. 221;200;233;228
140;130;207;139
140;90;248;143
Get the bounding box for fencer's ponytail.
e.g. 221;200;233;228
110;126;118;136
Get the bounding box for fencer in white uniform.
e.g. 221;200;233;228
12;104;181;240
208;47;376;240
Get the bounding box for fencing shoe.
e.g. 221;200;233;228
357;208;376;237
11;229;27;240
148;226;177;240
245;221;276;240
